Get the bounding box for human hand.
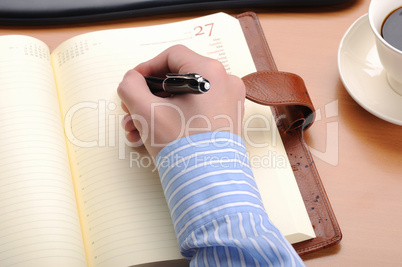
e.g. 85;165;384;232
117;45;246;158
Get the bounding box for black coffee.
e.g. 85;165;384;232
382;7;402;52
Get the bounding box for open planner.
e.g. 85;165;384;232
0;12;341;267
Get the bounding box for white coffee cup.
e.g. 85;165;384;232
369;0;402;95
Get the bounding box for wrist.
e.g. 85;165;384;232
155;131;244;165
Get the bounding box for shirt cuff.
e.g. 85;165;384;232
155;131;266;245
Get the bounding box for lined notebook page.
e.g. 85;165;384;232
52;41;183;267
0;36;86;266
51;12;313;267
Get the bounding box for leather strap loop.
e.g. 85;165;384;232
242;71;315;132
237;12;342;256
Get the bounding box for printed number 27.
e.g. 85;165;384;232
194;23;214;37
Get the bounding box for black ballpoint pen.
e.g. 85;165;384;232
145;73;210;95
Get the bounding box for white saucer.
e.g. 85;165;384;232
338;14;402;125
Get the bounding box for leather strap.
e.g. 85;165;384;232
236;12;315;133
236;12;342;256
243;71;315;132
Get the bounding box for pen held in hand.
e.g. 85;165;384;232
145;73;210;95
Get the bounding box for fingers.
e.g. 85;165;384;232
121;113;143;144
117;69;159;114
121;102;129;113
122;114;136;132
126;131;143;145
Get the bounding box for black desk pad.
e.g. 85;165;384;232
0;0;354;25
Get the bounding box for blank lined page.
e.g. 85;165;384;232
52;34;185;267
0;35;86;267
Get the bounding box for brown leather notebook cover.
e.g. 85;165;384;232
236;12;342;256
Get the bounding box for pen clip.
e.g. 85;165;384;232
164;73;210;93
166;73;201;80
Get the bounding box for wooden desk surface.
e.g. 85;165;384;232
1;0;401;266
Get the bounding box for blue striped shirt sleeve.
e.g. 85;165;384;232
156;132;305;267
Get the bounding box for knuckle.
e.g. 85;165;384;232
229;75;246;97
170;44;188;52
208;59;226;73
